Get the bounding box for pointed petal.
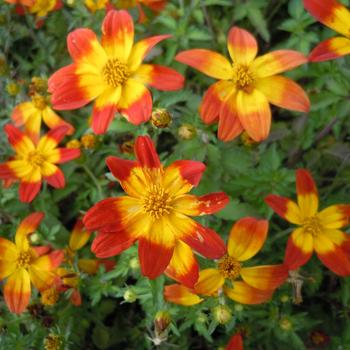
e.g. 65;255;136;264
78;258;115;274
101;10;134;60
296;169;319;217
175;49;233;80
37;125;70;152
15;212;44;250
227;217;268;261
240;264;288;290
69;219;92;251
165;241;199;288
134;135;161;168
227;26;258;64
4;124;35;156
224;281;274;304
12;102;40;141
19;181;42;203
0;238;17;279
226;333;244;350
29;266;54;291
309;36;350;62
251;50;307;78
0;162;17;180
106;156;137;182
284;228;314;270
318;204;350;229
164;284;203;305
194;268;224;296
236;89;271;142
264;195;303;224
42;107;75;134
255;75;310;112
43;165;65;189
50;148;81;164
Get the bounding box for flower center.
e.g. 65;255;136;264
102;59;130;87
232;64;254;92
302;216;323;236
41;287;59;306
17;251;33;269
31;94;48;110
27;150;45;167
143;185;172;219
218;255;241;280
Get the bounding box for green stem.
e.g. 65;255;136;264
80;164;103;200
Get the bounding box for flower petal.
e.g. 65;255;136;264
309;36;350;62
194;268;224;296
296;169;319;218
43;165;65;189
227;26;258;64
236;89;271;142
0;238;17;279
164;284;203;306
78;259;115;274
42;107;75;135
227;217;268;261
255;75;310;112
15;212;44;250
37;125;70;153
175;49;233;80
134;135;161;168
19;181;42;203
226;333;244;350
49;148;80;164
69;219;92;251
29;266;54;291
4;124;35;156
318;204;350;229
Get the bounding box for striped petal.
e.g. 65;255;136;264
106;156;138;182
227;26;258;64
135;135;161;168
255;75;310;112
236;89;271;142
37;125;70;153
42;107;75;135
19;181;42;203
175;49;233;80
224;281;274;304
4;269;31;314
199;80;235;124
264;195;303;224
251;50;307;78
296;169;319;218
164;284;203;306
69;219;92;251
128;34;171;72
240;264;288;290
12;102;40;140
194;268;224;296
0;238;17;280
119;79;152;125
303;0;350;37
4;124;35;156
227;217;268;262
0;162;17;180
15;212;44;250
133;64;184;91
226;333;244;350
44;167;65;189
101;10;134;61
284;227;314;270
165;241;199;288
29;266;54;291
309;37;350;62
318;204;350;229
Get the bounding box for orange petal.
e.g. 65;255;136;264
101;10;134;60
227;217;268;261
296;169;319;217
0;238;17;279
0;162;17;180
251;50;307;78
12;102;40;142
199;80;235;125
29;266;54;291
4;124;35;157
15;212;44;250
42;107;75;135
309;36;350;62
227;26;258;64
44;166;65;189
134;135;161;168
4;268;31;314
50;148;81;164
69;219;92;251
240;264;288;290
175;49;233;80
194;268;224;296
255;75;310;112
37;125;71;152
165;241;199;288
226;333;244;350
224;281;274;305
303;0;350;37
164;284;203;306
19;181;42;203
236;89;271;142
264;195;303;224
318;204;350;229
284;228;314;270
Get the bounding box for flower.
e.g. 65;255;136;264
0;212;63;314
5;0;34;5
226;333;244;350
48;10;184;135
164;217;288;305
83;135;229;280
12;93;74;142
84;0;109;13
265;169;350;275
29;0;62;18
0;125;80;202
304;0;350;62
175;27;310;142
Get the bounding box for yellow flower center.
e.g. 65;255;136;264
232;64;254;92
302;216;323;236
102;59;130;87
17;251;33;269
218;255;241;279
31;94;48;110
27;150;45;167
143;185;172;219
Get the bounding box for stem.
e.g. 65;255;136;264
80;164;104;200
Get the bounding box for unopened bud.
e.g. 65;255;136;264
44;334;62;350
66;139;81;149
151;108;172;128
154;310;171;333
81;134;97;149
123;289;137;303
6;82;20;96
119;140;134;155
41;288;59;306
129;257;139;270
279;318;292;331
178;124;196;140
212;304;232;325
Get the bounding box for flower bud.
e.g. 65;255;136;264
279;318;292;331
66;139;81;149
154;310;171;333
212;304;232;325
178;124;196;140
123;289;137;303
6;82;20;96
310;330;330;346
151;108;172;128
119;139;134;155
41;288;59;306
44;334;62;350
129;257;139;270
81;134;97;149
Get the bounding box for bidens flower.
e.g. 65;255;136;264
84;136;229;280
0;125;80;202
164;218;287;305
48;10;184;134
304;0;350;62
176;27;310;142
265;169;350;275
0;212;63;314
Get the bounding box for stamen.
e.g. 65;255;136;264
102;59;130;87
218;255;241;280
16;251;33;269
32;94;48;110
232;64;254;92
27;150;45;167
302;216;323;236
143;185;172;219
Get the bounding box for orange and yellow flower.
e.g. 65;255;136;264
83;135;229;281
0;125;80;203
48;10;184;135
176;27;310;142
28;0;62;17
12;93;74;142
304;0;350;62
84;0;109;13
0;212;63;314
164;217;288;306
265;169;350;275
